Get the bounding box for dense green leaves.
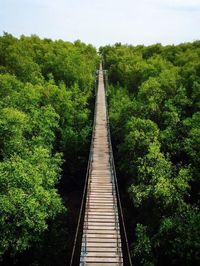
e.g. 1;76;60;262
0;33;98;260
102;42;200;265
0;149;63;255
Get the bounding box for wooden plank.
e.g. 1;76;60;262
86;213;116;217
80;257;122;263
86;208;115;212
87;199;113;202
87;222;116;226
86;234;119;238
90;188;112;191
89;192;113;195
81;247;118;252
86;219;117;223
84;242;121;247
84;229;118;234
87;206;114;209
81;252;122;258
86;238;121;244
81;262;123;266
85;226;116;230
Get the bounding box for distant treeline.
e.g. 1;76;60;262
100;42;200;266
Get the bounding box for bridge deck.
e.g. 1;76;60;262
80;65;123;265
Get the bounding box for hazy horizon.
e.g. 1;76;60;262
1;0;200;47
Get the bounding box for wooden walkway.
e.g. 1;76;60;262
80;65;123;265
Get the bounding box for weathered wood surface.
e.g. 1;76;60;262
80;65;123;265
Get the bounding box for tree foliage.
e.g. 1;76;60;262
101;42;200;265
0;33;98;259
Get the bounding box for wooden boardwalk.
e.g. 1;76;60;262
80;65;123;265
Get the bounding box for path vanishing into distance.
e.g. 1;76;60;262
80;64;123;265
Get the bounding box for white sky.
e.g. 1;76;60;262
0;0;200;47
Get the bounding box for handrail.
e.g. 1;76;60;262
103;69;120;258
70;70;98;266
84;69;99;257
103;69;133;266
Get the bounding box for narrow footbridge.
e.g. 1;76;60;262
70;64;132;266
